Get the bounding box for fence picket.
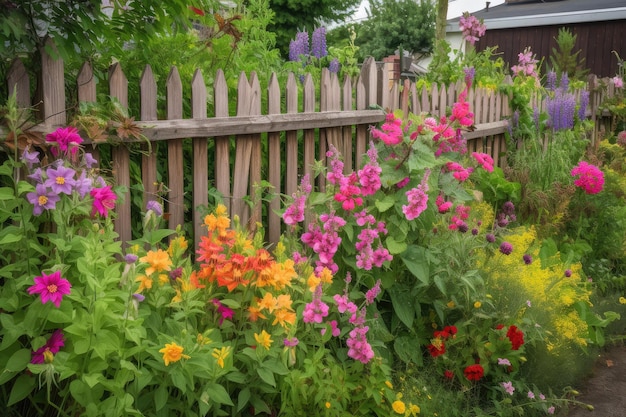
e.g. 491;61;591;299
213;70;231;214
166;66;185;231
191;69;208;252
267;73;282;245
140;65;158;211
7;59;29;108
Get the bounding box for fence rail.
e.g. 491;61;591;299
2;40;618;249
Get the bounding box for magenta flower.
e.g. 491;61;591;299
471;152;494;172
499;242;513;255
91;185;117;217
283;337;299;347
46;126;83;157
31;329;65;364
370;113;403;145
28;270;71;308
26;183;61;215
571;161;604;194
45;165;76;195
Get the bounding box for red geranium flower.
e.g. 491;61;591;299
506;325;525;350
463;364;484;381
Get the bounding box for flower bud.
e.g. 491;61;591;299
43;349;54;364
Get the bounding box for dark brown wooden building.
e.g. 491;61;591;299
448;0;626;78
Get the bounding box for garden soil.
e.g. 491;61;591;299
564;343;626;417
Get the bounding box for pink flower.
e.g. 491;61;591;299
91;185;117;217
370;113;403;145
613;76;624;89
402;170;430;221
28;270;71;308
346;326;374;364
46;126;83;157
502;381;515;395
571;161;604;194
471;152;494;172
31;330;65;364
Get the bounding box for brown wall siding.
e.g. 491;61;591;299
476;19;626;78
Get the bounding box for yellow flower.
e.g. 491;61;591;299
409;403;421;415
392;400;406;414
140;249;172;276
254;330;273;350
474;301;482;308
447;300;455;308
306;272;321;292
318;267;333;284
325;402;331;409
159;342;190;366
135;275;153;293
168;235;188;258
159;273;169;285
619;296;626;305
212;346;231;368
385;380;394;389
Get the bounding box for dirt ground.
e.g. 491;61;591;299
564;344;626;417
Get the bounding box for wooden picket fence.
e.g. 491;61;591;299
3;40;617;249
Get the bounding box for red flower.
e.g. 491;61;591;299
444;370;454;380
427;341;446;357
189;6;205;16
506;325;525;350
463;364;484;381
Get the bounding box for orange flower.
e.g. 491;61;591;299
307;272;321;292
275;294;293;311
273;309;296;328
257;292;277;313
135;275;153;293
215;254;251;291
270;260;296;290
140;249;172;276
247;305;267;322
159;342;190;366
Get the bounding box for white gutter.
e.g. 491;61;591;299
447;7;626;31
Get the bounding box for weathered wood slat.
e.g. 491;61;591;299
40;39;66;127
232;72;254;227
109;63;131;245
166;66;185;231
213;70;231;213
7;59;30;108
140;65;158;211
191;69;208;251
267;73;282;245
76;61;99;162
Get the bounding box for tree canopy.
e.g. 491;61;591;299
355;0;435;60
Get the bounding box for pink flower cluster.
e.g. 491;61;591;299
303;285;330;323
402;169;431;220
571;161;604;194
436;195;453;213
333;292;374;363
283;174;311;225
613;76;624;89
425;116;468;157
471;152;494;172
301;211;346;274
459;12;486;45
448;204;471;231
446;162;474;182
46;126;83;158
354;211;392;270
370;113;403;145
511;47;539;78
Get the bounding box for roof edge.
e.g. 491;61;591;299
447;7;626;31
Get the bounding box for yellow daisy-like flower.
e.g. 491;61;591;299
392;400;406;414
135;274;153;293
325;402;331;409
140;249;172;276
159;342;190;366
474;301;482;309
212;346;231;369
619;296;626;305
409;403;421;415
254;330;273;350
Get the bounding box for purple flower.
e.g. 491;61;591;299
464;66;476;89
289;31;309;62
311;27;327;59
471;228;478;235
74;170;93;198
283;337;299;347
21;147;40;170
26;183;61;215
498;358;511;366
578;90;589;120
546;71;557;91
329;58;340;73
83;152;98;169
523;254;533;265
125;253;138;264
564;269;572;277
45;165;76;195
146;200;163;216
28;270;71;308
132;293;145;302
500;242;513;255
486;233;496;243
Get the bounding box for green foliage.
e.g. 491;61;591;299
355;0;436;60
548;27;589;82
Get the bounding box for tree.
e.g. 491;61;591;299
266;0;361;57
548;27;589;82
434;0;448;56
355;0;435;60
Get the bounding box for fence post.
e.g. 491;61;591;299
214;69;231;214
139;65;158;211
166;66;185;231
267;72;282;245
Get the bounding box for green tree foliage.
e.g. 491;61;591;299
548;27;589;82
355;0;435;60
266;0;361;57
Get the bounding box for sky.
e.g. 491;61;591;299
351;0;506;22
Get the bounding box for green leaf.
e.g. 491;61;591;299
394;336;422;366
205;382;234;405
0;231;22;245
0;187;15;200
385;236;407;255
256;366;276;387
388;285;415;329
154;385;168;411
2;348;31;374
237;387;251;412
375;195;396;212
400;245;430;285
7;373;36;406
